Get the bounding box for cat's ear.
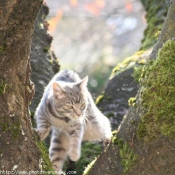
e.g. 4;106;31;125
79;76;88;90
52;82;65;98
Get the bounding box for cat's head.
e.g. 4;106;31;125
52;76;88;120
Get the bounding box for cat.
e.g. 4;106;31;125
35;70;112;174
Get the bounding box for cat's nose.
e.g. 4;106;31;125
75;110;81;117
76;113;81;117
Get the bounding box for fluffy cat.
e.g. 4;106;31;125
35;70;112;174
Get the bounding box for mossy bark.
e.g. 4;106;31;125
150;0;175;59
0;0;53;172
87;0;175;174
140;0;169;50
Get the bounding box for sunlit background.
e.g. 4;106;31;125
45;0;147;95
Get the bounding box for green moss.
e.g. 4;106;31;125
110;50;146;78
132;65;144;83
128;97;136;107
155;30;161;39
137;40;175;141
141;15;162;50
2;120;8;132
112;136;137;174
130;117;136;125
140;0;168;50
0;79;7;94
107;96;112;101
0;45;6;53
106;112;115;118
43;47;49;52
34;133;55;173
95;94;104;104
111;136;118;145
11;121;21;139
82;158;97;175
30;111;36;128
76;142;101;175
112;130;118;136
138;59;147;65
1;115;21;140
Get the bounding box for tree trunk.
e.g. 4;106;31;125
87;0;175;174
30;4;60;113
0;0;51;172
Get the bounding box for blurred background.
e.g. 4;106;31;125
45;0;147;96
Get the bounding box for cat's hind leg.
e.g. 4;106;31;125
49;129;70;174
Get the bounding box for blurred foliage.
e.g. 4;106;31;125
63;142;102;175
87;61;113;96
75;142;101;175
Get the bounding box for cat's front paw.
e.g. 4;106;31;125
35;128;50;141
103;133;112;146
103;138;111;146
68;150;81;162
52;165;63;175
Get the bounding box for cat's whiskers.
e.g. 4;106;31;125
83;113;91;131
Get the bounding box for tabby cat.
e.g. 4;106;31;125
35;70;112;174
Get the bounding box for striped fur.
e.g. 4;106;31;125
35;70;112;174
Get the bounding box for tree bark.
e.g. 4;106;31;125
87;0;175;174
0;0;46;172
30;4;60;113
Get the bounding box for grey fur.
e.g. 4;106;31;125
35;70;112;174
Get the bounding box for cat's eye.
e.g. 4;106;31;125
67;105;73;109
81;103;86;108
